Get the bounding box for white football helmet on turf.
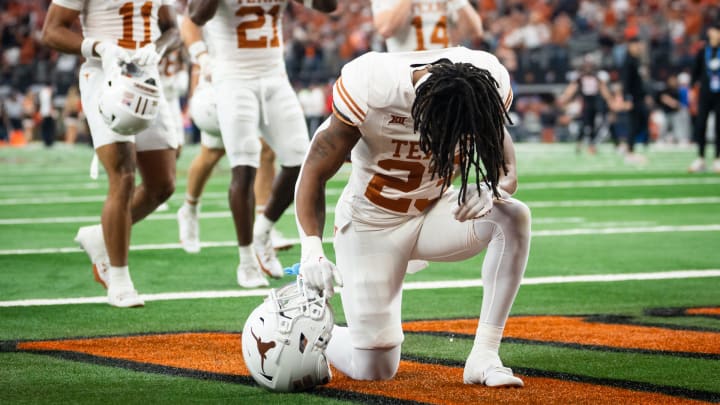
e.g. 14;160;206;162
242;278;334;392
98;61;160;135
189;79;221;137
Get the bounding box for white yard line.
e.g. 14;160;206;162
1;269;718;307
1;176;716;194
521;177;720;189
2;194;720;208
529;196;720;208
0;212;589;226
1;224;719;256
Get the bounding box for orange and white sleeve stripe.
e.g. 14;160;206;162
332;76;367;127
503;88;514;112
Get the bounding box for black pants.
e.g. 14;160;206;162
579;105;598;143
41;117;55;147
628;104;648;153
693;93;720;158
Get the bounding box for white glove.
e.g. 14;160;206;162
94;41;130;77
131;43;160;67
451;183;493;222
299;236;342;298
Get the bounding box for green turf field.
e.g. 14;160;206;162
1;143;719;404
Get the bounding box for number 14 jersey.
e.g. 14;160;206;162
332;47;513;219
205;0;288;81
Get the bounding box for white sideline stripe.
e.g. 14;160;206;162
1;224;719;256
529;196;720;208
0;213;585;226
1;176;716;195
2;194;720;208
1;269;718;307
521;177;720;190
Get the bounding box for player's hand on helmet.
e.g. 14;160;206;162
451;183;493;222
95;41;130;77
132;43;160;67
300;236;342;298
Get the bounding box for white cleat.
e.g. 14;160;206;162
271;228;294;251
74;224;110;289
464;352;524;388
177;205;201;253
107;287;145;308
237;262;270;288
253;231;284;279
688;158;706;173
155;202;169;212
713;159;720;174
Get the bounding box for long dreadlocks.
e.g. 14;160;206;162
411;60;512;204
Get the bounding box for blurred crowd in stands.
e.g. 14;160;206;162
0;0;718;148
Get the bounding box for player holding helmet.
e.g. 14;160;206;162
295;48;530;386
42;0;182;307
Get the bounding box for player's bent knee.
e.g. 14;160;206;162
351;346;401;381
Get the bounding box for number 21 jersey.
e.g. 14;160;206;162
204;0;288;81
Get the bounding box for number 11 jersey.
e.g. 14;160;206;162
52;0;173;50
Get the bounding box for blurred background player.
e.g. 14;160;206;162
183;0;337;288
689;20;720;173
42;0;181;307
62;85;82;145
621;36;650;165
372;0;483;53
557;58;613;155
295;48;529;386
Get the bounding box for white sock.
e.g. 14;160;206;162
238;245;256;265
109;266;134;292
184;194;199;213
471;323;504;355
253;214;274;236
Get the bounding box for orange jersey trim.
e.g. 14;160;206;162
332;105;357;127
504;90;514;110
335;77;366;122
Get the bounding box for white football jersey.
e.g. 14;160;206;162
204;0;288;80
52;0;173;49
371;0;468;52
332;47;513;217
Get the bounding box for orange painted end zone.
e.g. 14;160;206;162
686;307;720;316
17;331;710;405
